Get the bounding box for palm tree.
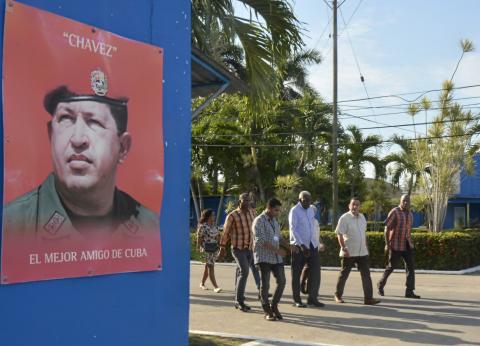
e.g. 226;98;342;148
191;0;304;110
340;125;384;197
384;134;420;195
279;49;322;99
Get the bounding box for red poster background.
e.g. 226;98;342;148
1;1;163;284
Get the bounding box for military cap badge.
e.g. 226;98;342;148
90;68;108;96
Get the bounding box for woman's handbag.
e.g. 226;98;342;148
203;241;219;253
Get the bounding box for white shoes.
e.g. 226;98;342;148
200;284;222;293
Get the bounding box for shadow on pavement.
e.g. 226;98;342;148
190;292;479;345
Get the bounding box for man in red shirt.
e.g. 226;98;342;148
218;193;257;311
377;195;420;299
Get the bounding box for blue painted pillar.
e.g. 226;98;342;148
0;1;191;345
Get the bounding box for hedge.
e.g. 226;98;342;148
191;229;480;270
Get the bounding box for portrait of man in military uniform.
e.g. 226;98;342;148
3;71;159;242
1;1;163;284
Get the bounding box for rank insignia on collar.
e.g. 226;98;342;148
44;211;66;235
124;219;139;234
90;68;108;96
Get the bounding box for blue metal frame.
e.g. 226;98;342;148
0;1;191;345
191;53;230;119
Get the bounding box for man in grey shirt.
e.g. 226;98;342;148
334;197;380;305
253;198;297;321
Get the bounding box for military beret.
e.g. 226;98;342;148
43;69;129;134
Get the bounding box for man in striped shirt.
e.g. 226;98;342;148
377;194;420;299
218;193;257;311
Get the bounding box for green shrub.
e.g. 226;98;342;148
190;230;480;270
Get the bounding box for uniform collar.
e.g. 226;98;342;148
37;173;82;241
36;173;144;240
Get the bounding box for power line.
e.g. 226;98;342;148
310;13;332;51
340;112;417;134
192;132;480;148
193;102;480;121
339;102;480;120
338;95;480;111
193;96;480;120
195;84;480;117
320;0;364;56
323;0;333;9
337;84;480;104
192;116;478;140
338;5;380;137
357;116;479;131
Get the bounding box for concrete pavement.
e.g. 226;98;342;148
190;263;480;346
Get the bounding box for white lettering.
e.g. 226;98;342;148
77;35;85;49
106;45;114;57
84;38;92;51
29;253;41;264
44;251;77;263
125;248;148;258
80;250;111;261
68;33;76;47
112;249;123;259
63;32;117;58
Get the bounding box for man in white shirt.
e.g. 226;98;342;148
289;191;325;308
334;197;380;305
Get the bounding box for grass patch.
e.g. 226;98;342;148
189;334;248;346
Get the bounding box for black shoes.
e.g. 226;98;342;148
270;304;283;320
307;300;325;307
234;302;251;312
293;301;307;308
261;304;277;321
364;298;381;305
377;282;385;296
405;291;421;299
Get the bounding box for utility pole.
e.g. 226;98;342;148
331;0;339;229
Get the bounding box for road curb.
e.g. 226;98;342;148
190;329;342;346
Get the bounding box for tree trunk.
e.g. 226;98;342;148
296;145;307;175
196;177;204;211
407;174;414;195
250;146;266;202
216;179;228;226
350;172;356;197
212;169;219;195
190;181;200;224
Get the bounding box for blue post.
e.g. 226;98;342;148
0;1;191;345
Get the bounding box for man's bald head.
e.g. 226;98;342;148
239;193;251;211
299;191;312;209
400;194;410;211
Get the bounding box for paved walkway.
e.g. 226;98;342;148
190;263;480;346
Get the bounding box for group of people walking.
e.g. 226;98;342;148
196;191;420;321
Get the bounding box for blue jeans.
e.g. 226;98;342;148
235;261;260;289
231;248;257;303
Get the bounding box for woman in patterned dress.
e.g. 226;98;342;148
197;209;222;293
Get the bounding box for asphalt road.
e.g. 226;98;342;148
190;263;480;346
